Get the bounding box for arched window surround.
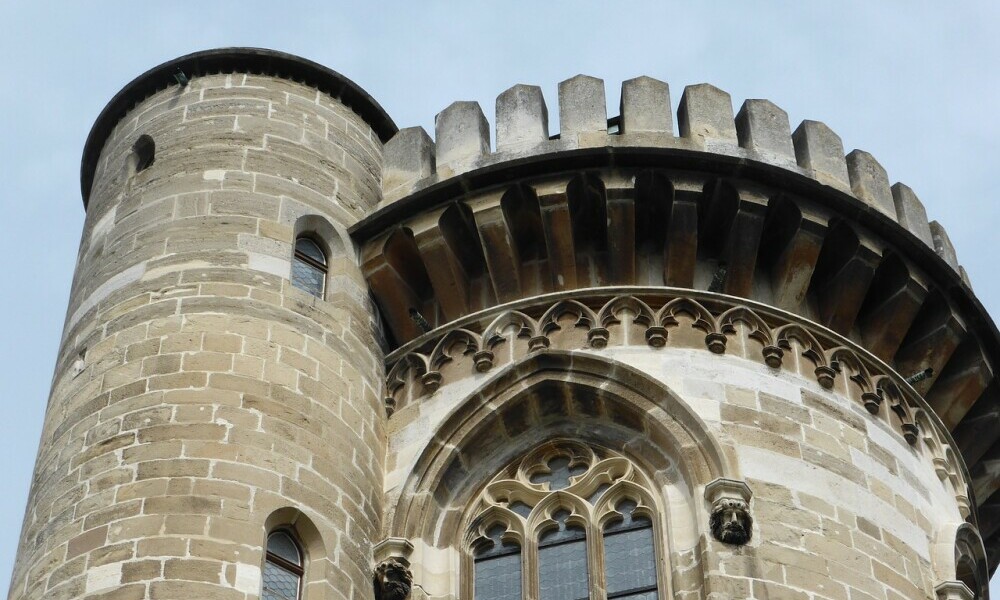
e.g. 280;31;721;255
289;214;350;301
386;351;742;600
461;440;670;600
260;507;330;600
263;529;304;600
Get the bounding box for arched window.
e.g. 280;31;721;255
603;500;657;600
291;237;327;298
473;525;522;600
263;530;304;600
466;441;663;600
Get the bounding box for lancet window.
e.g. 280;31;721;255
464;441;663;600
291;236;328;298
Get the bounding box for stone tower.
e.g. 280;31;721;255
9;48;999;600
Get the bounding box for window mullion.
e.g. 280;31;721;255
587;519;605;600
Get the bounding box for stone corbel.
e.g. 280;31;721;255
934;580;974;600
704;478;754;546
373;538;414;600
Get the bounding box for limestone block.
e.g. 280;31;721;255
890;183;934;247
678;84;737;145
791;120;850;190
383;127;435;193
847;150;896;219
735;99;794;160
434;101;489;175
929;221;960;270
558;75;607;137
934;581;974;600
959;266;972;288
620;76;671;134
496;84;549;153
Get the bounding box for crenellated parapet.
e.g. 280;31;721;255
378;75;953;269
353;73;1000;573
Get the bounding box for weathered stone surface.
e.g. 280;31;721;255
620;76;671;134
434;101;489;175
792;120;850;189
496;84;549;153
847;150;896;219
383;127;435;194
558;75;607;137
930;220;960;270
678;83;737;145
735;99;794;159
891;183;934;247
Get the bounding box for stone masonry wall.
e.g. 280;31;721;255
385;346;966;600
9;73;385;600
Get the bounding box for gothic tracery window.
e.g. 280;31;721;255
465;441;663;600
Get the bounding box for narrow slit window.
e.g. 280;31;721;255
603;500;658;600
292;237;327;298
132;135;155;173
262;530;303;600
538;511;589;600
474;525;522;600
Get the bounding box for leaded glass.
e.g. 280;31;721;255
604;501;657;599
291;237;327;298
291;259;325;297
530;456;586;490
538;512;588;600
267;531;301;565
262;560;300;600
474;526;522;600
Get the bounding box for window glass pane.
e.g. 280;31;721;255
474;526;522;600
291;258;325;298
474;552;521;600
538;536;588;600
539;511;588;600
295;238;326;265
262;560;300;600
604;501;657;599
267;531;301;565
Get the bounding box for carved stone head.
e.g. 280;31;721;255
709;498;753;545
373;558;413;600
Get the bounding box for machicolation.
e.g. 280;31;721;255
9;47;998;600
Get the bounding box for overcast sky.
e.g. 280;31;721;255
2;1;998;595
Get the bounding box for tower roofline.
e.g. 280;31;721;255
79;47;398;207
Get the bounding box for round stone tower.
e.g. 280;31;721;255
9;49;395;599
10;50;1000;600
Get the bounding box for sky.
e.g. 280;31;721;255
1;1;998;596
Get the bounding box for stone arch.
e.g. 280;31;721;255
954;523;989;599
389;350;738;547
293;214;351;263
262;507;332;600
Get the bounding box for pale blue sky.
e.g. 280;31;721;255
2;1;998;596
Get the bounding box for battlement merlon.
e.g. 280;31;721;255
379;74;963;276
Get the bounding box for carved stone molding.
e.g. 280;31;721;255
383;289;973;528
934;580;975;600
704;478;754;546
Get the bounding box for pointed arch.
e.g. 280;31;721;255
388;350;738;545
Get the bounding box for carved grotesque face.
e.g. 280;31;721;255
373;559;413;600
710;498;752;545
